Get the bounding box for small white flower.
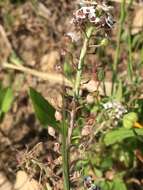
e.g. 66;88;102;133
94;17;100;23
82;6;96;14
103;101;127;120
73;6;97;24
103;102;113;109
88;12;96;19
66;32;80;42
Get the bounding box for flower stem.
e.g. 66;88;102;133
74;27;93;98
61;27;93;190
61;119;70;190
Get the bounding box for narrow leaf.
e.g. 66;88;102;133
114;80;122;101
29;88;59;129
1;87;13;113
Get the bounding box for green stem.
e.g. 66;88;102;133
127;29;133;81
62;124;70;190
112;0;126;93
61;100;70;190
61;27;93;190
74;27;93;98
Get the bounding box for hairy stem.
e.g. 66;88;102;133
62;121;70;190
68;27;93;145
74;27;93;98
61;91;70;190
64;27;93;189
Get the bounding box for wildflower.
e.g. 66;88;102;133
66;32;81;42
73;6;97;24
103;101;127;120
71;1;114;30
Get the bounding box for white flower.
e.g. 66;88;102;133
82;6;96;14
66;32;80;42
73;6;97;24
103;101;127;120
103;102;113;109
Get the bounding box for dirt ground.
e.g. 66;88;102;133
0;0;143;189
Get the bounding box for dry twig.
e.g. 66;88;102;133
3;63;72;87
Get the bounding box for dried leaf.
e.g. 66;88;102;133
81;125;93;136
0;172;12;190
131;8;143;35
0;25;12;64
14;171;42;190
82;80;113;96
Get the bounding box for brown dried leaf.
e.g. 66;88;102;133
40;51;60;72
131;8;143;35
81;125;93;136
82;80;112;96
14;170;42;190
0;25;12;64
0;173;12;190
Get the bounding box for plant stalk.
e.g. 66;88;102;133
74;27;93;98
68;26;93;150
62;119;70;190
61;27;93;190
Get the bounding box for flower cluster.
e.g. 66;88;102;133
72;6;99;24
71;1;114;29
103;101;127;120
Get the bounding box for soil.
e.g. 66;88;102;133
0;0;143;189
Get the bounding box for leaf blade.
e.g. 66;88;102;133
29;88;59;129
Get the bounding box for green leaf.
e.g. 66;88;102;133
1;87;13;113
29;88;59;129
99;181;113;190
114;80;122;101
0;87;5;107
10;51;24;65
104;128;143;146
112;178;127;190
123;112;138;129
100;157;113;170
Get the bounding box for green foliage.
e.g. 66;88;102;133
29;88;59;130
63;60;74;80
123;112;138;129
112;178;127;190
99;178;127;190
114;80;122;101
10;52;24;65
104;128;143;146
0;85;13;122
